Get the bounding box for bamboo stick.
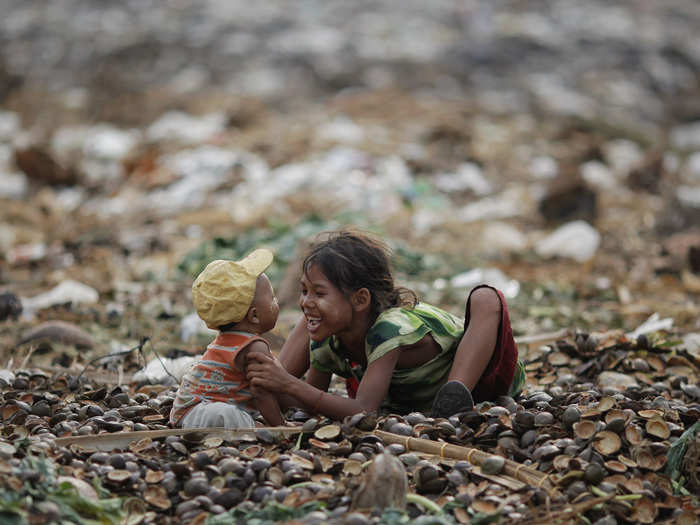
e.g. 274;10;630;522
53;426;303;451
374;430;553;492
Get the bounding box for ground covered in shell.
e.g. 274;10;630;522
1;0;700;523
0;334;698;525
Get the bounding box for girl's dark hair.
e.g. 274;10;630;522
302;229;417;321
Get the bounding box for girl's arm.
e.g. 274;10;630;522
278;314;310;377
247;348;400;420
274;366;330;410
238;342;284;426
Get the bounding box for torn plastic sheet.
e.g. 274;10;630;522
626;313;674;340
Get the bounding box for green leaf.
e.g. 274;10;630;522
469;512;502;525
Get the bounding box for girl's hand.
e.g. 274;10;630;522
246;352;293;393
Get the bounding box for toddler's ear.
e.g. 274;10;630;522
351;288;371;312
246;306;260;325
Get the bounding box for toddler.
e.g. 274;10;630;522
169;248;283;428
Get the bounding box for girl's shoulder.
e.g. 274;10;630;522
369;303;464;342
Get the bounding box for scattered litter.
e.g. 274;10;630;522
448;267;520;299
597;371;639;390
6;243;48;265
670;121;700;150
626;313;674;340
180;312;216;342
529;156;558;180
22;280;99;312
0;369;15;385
146;111;227;144
82;125;140;161
0;111;20;141
132;355;198;385
602;139;643;177
457;186;531;223
535;220;601;262
315;116;365;145
480;222;528;254
434;162;492;195
676;185;700;208
580;161;616;190
0;170;28;199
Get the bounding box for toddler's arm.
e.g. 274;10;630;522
236;341;284;426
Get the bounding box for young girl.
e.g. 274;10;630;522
246;230;525;419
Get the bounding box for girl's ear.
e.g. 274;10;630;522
351;288;371;312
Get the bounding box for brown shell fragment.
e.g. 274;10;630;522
308;438;332;450
145;470;164;484
241;445;263;459
593;431;621;456
314;424;341;441
629;497;658;524
645;418;670;440
603;460;627;473
573;420;597;440
624;424;644;445
106;469;131;484
144;486;171;510
597;396;616;412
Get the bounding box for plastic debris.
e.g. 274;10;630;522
602;139;643;177
457;186;531;223
132;355;198;385
146;111;227;144
82;125;140;161
529;156;558;180
626;313;674;340
480;222;528;254
0;171;28;199
580;161;616;190
316;116;365;145
447;267;520;299
22;280;99;312
597;371;639;390
677;185;700;208
535;221;601;262
180;312;217;342
0;111;20;142
434;162;492;195
670;121;700;150
0;369;15;385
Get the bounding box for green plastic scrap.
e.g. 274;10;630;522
665;421;700;486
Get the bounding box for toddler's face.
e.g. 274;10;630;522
253;273;279;332
299;263;354;342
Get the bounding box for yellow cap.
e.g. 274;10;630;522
192;248;274;329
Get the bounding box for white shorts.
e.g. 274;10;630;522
180;401;255;429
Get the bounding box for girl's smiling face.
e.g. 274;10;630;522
299;263;354;342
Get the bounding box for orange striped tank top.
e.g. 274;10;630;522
169;331;265;426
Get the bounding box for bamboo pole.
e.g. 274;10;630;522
374;430;554;492
53;426;303;451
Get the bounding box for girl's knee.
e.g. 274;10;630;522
468;287;501;318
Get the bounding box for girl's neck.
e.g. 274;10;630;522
337;310;373;362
